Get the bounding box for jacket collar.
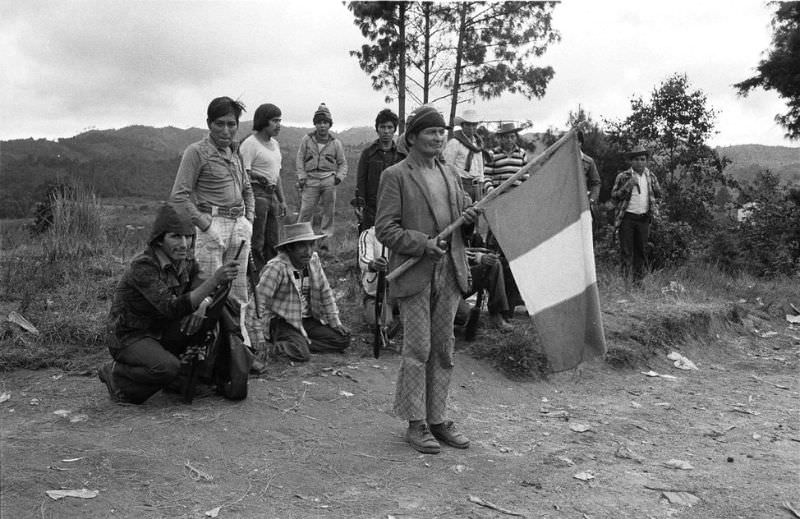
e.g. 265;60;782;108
367;139;398;156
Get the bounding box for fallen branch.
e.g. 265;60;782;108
468;495;526;517
184;460;213;481
355;452;407;463
783;501;800;519
643;485;695;493
750;374;790;390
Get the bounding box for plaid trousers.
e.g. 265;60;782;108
393;256;461;423
194;215;251;306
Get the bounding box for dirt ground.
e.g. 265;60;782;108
1;320;798;519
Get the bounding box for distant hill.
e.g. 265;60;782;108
2;123;796;219
0;122;379;219
716;144;800;187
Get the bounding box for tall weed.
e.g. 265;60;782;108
40;182;105;263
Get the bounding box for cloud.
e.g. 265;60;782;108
0;0;796;146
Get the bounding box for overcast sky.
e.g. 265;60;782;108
1;0;797;148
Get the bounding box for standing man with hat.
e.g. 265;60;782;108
240;103;288;271
376;104;480;455
484;122;528;193
296;103;348;250
246;222;350;362
170;96;254;336
611;144;662;286
443;108;488;202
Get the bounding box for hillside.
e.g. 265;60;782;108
1;123;797;219
717;144;800;186
0;123;375;219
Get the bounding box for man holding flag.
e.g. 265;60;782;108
376;105;480;455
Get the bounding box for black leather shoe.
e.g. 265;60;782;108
97;362;128;403
405;422;440;454
430;420;470;449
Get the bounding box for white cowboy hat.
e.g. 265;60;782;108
454;108;481;125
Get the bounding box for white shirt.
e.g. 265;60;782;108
443;135;484;180
626;171;649;214
240;134;282;185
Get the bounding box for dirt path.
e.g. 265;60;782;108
1;332;798;519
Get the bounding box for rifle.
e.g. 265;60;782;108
373;245;388;359
247;251;261;319
183;239;246;404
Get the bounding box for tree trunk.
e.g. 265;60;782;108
422;2;431;103
448;3;468;137
398;2;406;131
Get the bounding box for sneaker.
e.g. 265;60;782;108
488;313;513;333
405;422;440;454
430;420;470;449
97;362;127;403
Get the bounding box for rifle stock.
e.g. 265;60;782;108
373;245;387;359
464;289;484;341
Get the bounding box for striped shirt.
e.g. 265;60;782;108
484;146;527;191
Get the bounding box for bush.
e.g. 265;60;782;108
647;217;696;270
706;171;800;277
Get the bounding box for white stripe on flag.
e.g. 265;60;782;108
508;210;596;315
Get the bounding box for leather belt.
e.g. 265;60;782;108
198;204;244;219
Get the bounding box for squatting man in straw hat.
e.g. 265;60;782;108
375;104;481;454
246;222;350;363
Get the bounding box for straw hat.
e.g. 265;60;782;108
454;108;481;126
495;122;523;135
275;222;326;248
626;144;648;158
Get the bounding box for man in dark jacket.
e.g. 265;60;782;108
355;108;405;232
99;204;239;404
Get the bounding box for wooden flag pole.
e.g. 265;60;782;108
386;129;576;283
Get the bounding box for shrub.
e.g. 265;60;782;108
39;182;105;262
647;217;695;270
708;171;800;277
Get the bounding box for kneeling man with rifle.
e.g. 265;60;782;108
100;203;240;404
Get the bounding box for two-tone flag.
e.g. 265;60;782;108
483;132;606;372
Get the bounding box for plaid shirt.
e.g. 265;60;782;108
611;167;662;230
246;251;341;342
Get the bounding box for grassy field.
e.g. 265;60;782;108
1;184;798;378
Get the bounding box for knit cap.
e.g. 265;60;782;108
404;105;448;147
148;203;195;246
313;103;333;125
253;103;282;132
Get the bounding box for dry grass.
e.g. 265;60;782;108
2;193;798;376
